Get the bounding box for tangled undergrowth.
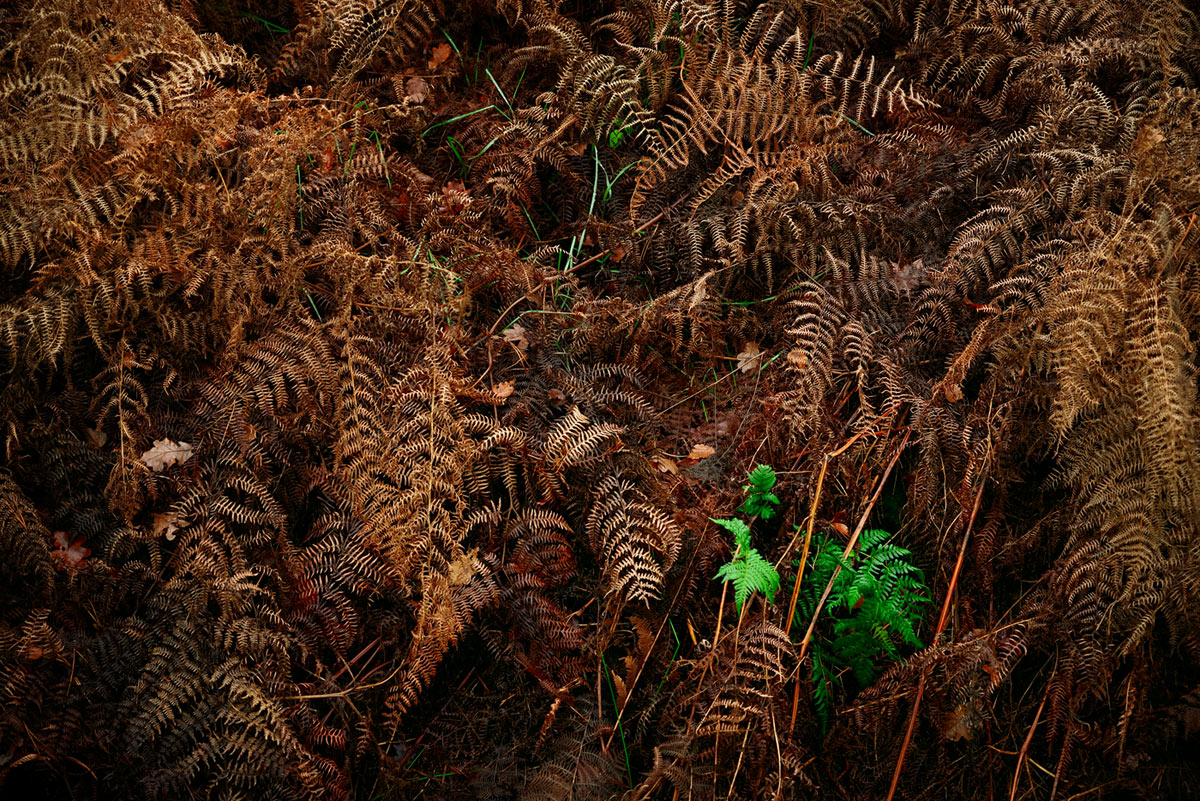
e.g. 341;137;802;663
1;0;1198;798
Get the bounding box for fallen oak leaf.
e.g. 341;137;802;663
439;179;470;213
152;512;184;541
428;42;452;71
492;380;515;400
52;531;90;565
687;443;716;460
652;455;679;475
140;438;194;472
736;342;763;374
501;324;529;353
319;144;336;173
405;76;429;103
84;426;107;448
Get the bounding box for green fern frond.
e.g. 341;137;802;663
740;464;781;520
713;517;780;613
791;529;928;730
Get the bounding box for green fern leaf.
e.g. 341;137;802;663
711;516;752;554
741;465;780;519
712;518;780;613
791;528;928;734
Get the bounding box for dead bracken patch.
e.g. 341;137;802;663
0;1;1197;800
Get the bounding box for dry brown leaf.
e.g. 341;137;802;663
610;672;628;707
152;512;183;541
84;426;107;449
428;43;452;71
447;547;478;585
52;531;90;564
493;380;515;399
405;76;429;103
687;443;716;460
689;272;711;309
502;324;529;352
139;438;194;472
893;258;926;294
942;699;984;742
786;348;808;369
737;342;763;374
652;455;679;475
944;383;964;402
439;179;469;213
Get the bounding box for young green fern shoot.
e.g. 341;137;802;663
713;518;780;614
741;464;781;520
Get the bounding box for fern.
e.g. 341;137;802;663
712;517;779;614
740;463;781;520
792;529;928;731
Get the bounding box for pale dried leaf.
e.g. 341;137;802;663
53;531;90;564
687;443;716;460
502;324;529;352
893;258;925;294
737;342;763;374
942;699;984;741
652;455;679;475
140;438;194;472
447;548;479;585
689;271;712;310
405;76;429;103
493;380;515;399
84;426;107;448
153;512;183;541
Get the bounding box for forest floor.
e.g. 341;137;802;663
1;1;1199;799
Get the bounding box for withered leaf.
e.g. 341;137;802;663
652;455;679;475
53;531;90;565
405;76;429;104
502;324;529;352
736;342;763;374
84;426;108;449
153;512;183;541
687;443;716;460
140;439;194;472
428;43;452;71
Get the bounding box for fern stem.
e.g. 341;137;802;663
797;428;911;663
885;483;984;801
